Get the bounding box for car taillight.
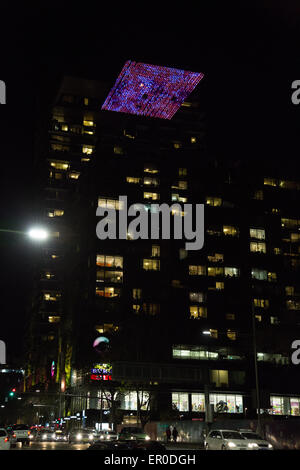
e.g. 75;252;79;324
28;431;30;436
13;434;16;438
4;437;9;443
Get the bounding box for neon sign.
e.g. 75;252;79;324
90;363;112;381
101;61;204;120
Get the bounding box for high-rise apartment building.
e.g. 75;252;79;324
27;72;300;428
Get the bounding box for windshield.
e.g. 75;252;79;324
222;431;244;439
13;425;29;430
241;433;262;440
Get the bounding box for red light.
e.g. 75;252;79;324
11;388;16;392
4;437;9;442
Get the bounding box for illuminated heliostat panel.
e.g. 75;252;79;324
101;61;204;120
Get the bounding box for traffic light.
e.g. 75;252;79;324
9;388;16;397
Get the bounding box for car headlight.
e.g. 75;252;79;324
52;434;56;439
89;434;94;440
100;435;104;439
248;442;259;448
76;434;82;440
106;436;110;440
268;444;273;449
145;435;150;441
42;434;47;440
227;441;236;448
29;434;34;439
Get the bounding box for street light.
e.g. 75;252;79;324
27;227;49;241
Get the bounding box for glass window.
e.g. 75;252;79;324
253;298;269;308
190;306;207;319
178;168;187;176
96;255;123;269
250;228;265;240
191;394;205;412
82;145;94;155
223;226;239;236
264;177;277;187
224;267;239;277
48;316;60;323
172;393;189;412
208;267;224;276
133;288;142;300
250;241;266;253
98;197;124;211
96;286;121;298
210;370;229;387
290;398;300;416
251;269;268;281
151;245;160;257
144;177;159;186
227;330;237;340
209;394;243;414
126;176;141;184
97;270;123;283
189;265;206;276
216;282;224;290
143;259;160;271
50;161;69;170
143;192;159;200
206;197;222;207
189;292;205;303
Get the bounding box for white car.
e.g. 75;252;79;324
239;430;273;450
10;424;30;446
0;428;11;450
205;429;248;450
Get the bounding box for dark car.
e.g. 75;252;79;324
87;440;131;450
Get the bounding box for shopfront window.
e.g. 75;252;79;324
172;393;189;412
191;394;205;412
209;393;243;413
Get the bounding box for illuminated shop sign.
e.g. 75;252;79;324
90;363;112;381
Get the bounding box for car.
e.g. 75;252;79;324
37;429;56;442
205;429;248;450
118;427;151;441
87;440;132;450
0;428;10;450
10;424;31;446
52;430;69;442
68;429;96;444
239;430;273;450
5;427;17;448
96;430;118;441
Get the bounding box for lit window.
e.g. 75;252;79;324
210;369;228;386
264;177;277;187
255;315;262;322
253;298;269;308
250;228;265;240
286;300;300;310
270;316;280;325
274;247;281;255
50;161;69;170
44;293;60;301
207;253;224;263
51;143;70;153
142;303;160;315
268;272;277;282
133;288;142;300
69;172;80;180
250;242;266;253
126;176;141;184
82;145;94;155
97;270;123;283
291;233;300;243
190;306;207;319
210;329;218;339
272;208;280;214
216;282;224;290
191;394;205;411
189;292;205;303
143;259;160;271
61;124;69;132
172;393;189;412
285;286;295;296
143;192;159;200
227;330;237;340
223;226;239;236
178;168;187;176
48;316;60;323
133;304;141;313
281;218;300;229
189;265;206;276
83;119;94;127
208;267;224;277
84;97;89;106
178;180;188;190
96;286;121;298
98;197;124;210
144;177;159;186
210;393;243;413
173;142;182;149
251;269;268;281
144;165;159;174
191;137;197;144
224;267;239;277
151;245;160;257
206;197;222;207
47;209;64;218
81;157;90;162
96;255;123;269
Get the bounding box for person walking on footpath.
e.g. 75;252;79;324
172;426;178;442
166;426;171;442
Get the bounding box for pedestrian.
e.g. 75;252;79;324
172;426;178;442
166;426;171;442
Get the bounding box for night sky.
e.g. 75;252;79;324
0;4;300;364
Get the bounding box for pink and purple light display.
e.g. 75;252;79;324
101;61;204;120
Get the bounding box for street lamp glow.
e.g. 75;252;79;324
28;228;49;241
202;330;211;335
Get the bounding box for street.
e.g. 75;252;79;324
10;441;201;451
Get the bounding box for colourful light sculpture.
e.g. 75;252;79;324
101;61;204;120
